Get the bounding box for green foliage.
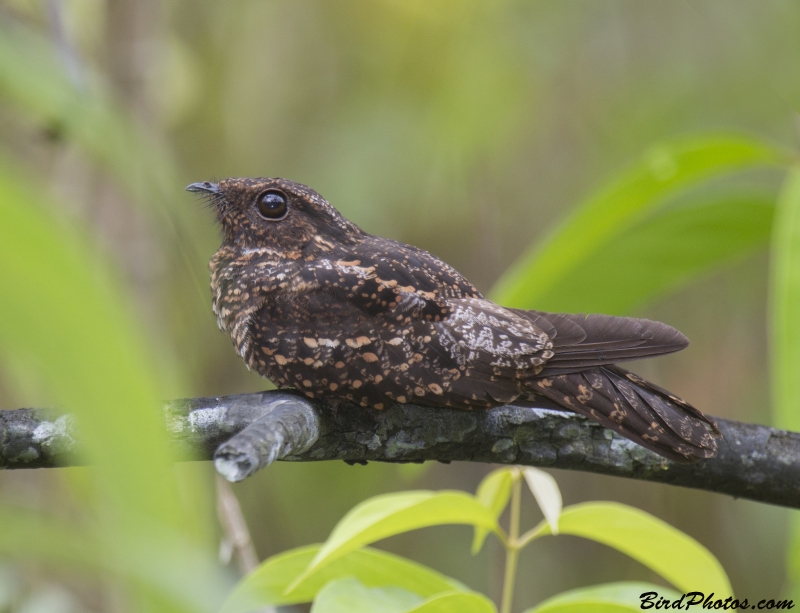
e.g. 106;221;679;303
222;545;466;612
0;16;223;613
770;165;800;600
491;135;788;313
292;490;499;589
0;160;227;611
770;165;800;432
521;467;562;535
0;165;167;513
523;503;731;595
523;582;683;613
404;591;498;613
473;467;562;555
309;578;497;613
512;191;776;315
230;469;730;612
472;467;514;553
310;577;424;613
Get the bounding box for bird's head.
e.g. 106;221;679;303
187;177;363;253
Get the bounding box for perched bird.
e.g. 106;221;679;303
188;177;719;463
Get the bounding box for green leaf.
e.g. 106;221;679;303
475;468;515;519
0;164;176;519
472;467;515;554
308;579;498;613
310;578;423;613
529;503;731;596
0;162;227;611
514;192;775;315
525;581;683;613
771;165;800;432
491;134;787;311
292;491;498;590
408;591;498;613
770;165;800;598
522;468;561;535
222;545;466;612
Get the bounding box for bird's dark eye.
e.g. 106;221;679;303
256;190;288;220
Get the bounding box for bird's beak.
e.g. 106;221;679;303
186;181;220;195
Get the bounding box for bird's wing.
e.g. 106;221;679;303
509;309;689;375
420;297;555;405
254;259;548;408
347;235;483;298
250;279;469;407
433;298;553;375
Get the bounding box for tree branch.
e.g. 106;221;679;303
3;391;799;509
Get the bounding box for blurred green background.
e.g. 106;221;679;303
0;0;799;611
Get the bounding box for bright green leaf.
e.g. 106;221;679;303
310;577;423;613
525;581;683;613
530;503;731;596
476;468;515;518
472;467;515;554
770;165;800;597
0;162;226;612
517;192;775;315
491;134;787;311
0;164;175;523
311;582;498;613
408;591;498;613
522;468;561;535
222;545;466;612
771;165;800;432
292;491;498;589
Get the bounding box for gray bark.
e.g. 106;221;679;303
3;391;799;509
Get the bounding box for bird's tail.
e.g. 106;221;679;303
530;365;719;463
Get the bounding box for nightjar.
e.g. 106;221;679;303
188;177;719;463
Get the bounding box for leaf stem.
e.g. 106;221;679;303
517;521;547;550
500;471;522;613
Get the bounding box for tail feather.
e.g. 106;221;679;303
531;365;718;463
536;348;692;375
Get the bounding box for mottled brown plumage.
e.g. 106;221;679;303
188;177;720;463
